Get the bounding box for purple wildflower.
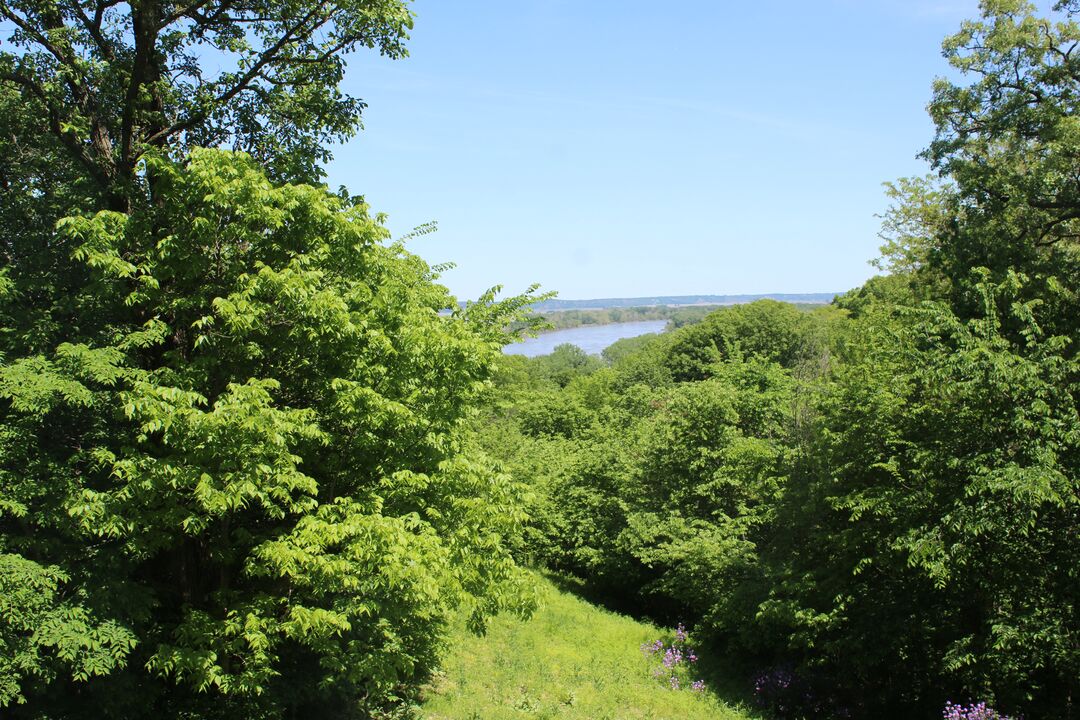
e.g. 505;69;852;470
942;701;1014;720
641;638;665;655
643;624;704;693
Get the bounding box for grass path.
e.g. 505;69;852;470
421;574;758;720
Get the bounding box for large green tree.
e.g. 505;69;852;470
0;0;416;364
0;0;552;716
762;278;1079;718
0;149;539;718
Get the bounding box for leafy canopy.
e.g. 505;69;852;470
0;149;539;718
0;0;413;201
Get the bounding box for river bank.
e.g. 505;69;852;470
504;319;668;357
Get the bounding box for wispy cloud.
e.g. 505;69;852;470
347;63;823;139
831;0;979;22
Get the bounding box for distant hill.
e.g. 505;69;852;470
529;293;837;312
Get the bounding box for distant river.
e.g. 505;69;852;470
504;320;668;358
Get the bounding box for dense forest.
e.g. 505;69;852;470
0;0;1077;719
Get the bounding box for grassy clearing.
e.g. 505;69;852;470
421;574;757;720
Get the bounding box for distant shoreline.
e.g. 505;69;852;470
513;296;837;335
506;319;669;357
528;317;670;337
529;292;837;312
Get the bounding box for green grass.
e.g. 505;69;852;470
420;574;758;720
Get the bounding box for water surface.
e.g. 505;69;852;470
504;320;667;358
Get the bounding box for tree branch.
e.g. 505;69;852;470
0;1;74;67
144;0;334;146
66;0;118;61
161;0;234;32
0;71;111;188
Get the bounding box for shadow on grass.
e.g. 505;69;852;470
538;567;764;718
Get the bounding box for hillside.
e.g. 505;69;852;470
421;574;757;720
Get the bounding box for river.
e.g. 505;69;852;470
503;319;668;358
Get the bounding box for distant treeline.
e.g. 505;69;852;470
512;303;831;333
528;292;836;312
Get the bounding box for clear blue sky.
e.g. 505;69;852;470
326;0;981;302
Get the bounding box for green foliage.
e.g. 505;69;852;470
834;272;920;317
0;0;413;197
477;306;800;627
0;150;540;718
601;333;661;365
663;300;824;382
521;344;604;389
916;0;1080;337
616;372;788;630
762;279;1078;716
928;0;1080;257
0;554;137;706
517;393;595;440
875;175;954;276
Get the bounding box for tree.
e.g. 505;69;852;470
526;343;603;388
0;0;417;375
874;175;954;277
928;0;1080;250
762;280;1079;717
0;0;413;207
664;300;816;382
921;0;1080;334
0;149;540;718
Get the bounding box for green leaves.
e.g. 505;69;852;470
918;0;1080;343
0;150;543;717
770;279;1080;714
0;356;94;414
0;554;137;706
0;0;415;197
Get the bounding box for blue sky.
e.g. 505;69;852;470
326;0;981;302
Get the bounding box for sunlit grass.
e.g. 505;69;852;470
421;573;757;720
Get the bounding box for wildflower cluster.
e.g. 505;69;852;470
640;624;705;693
942;701;1014;720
